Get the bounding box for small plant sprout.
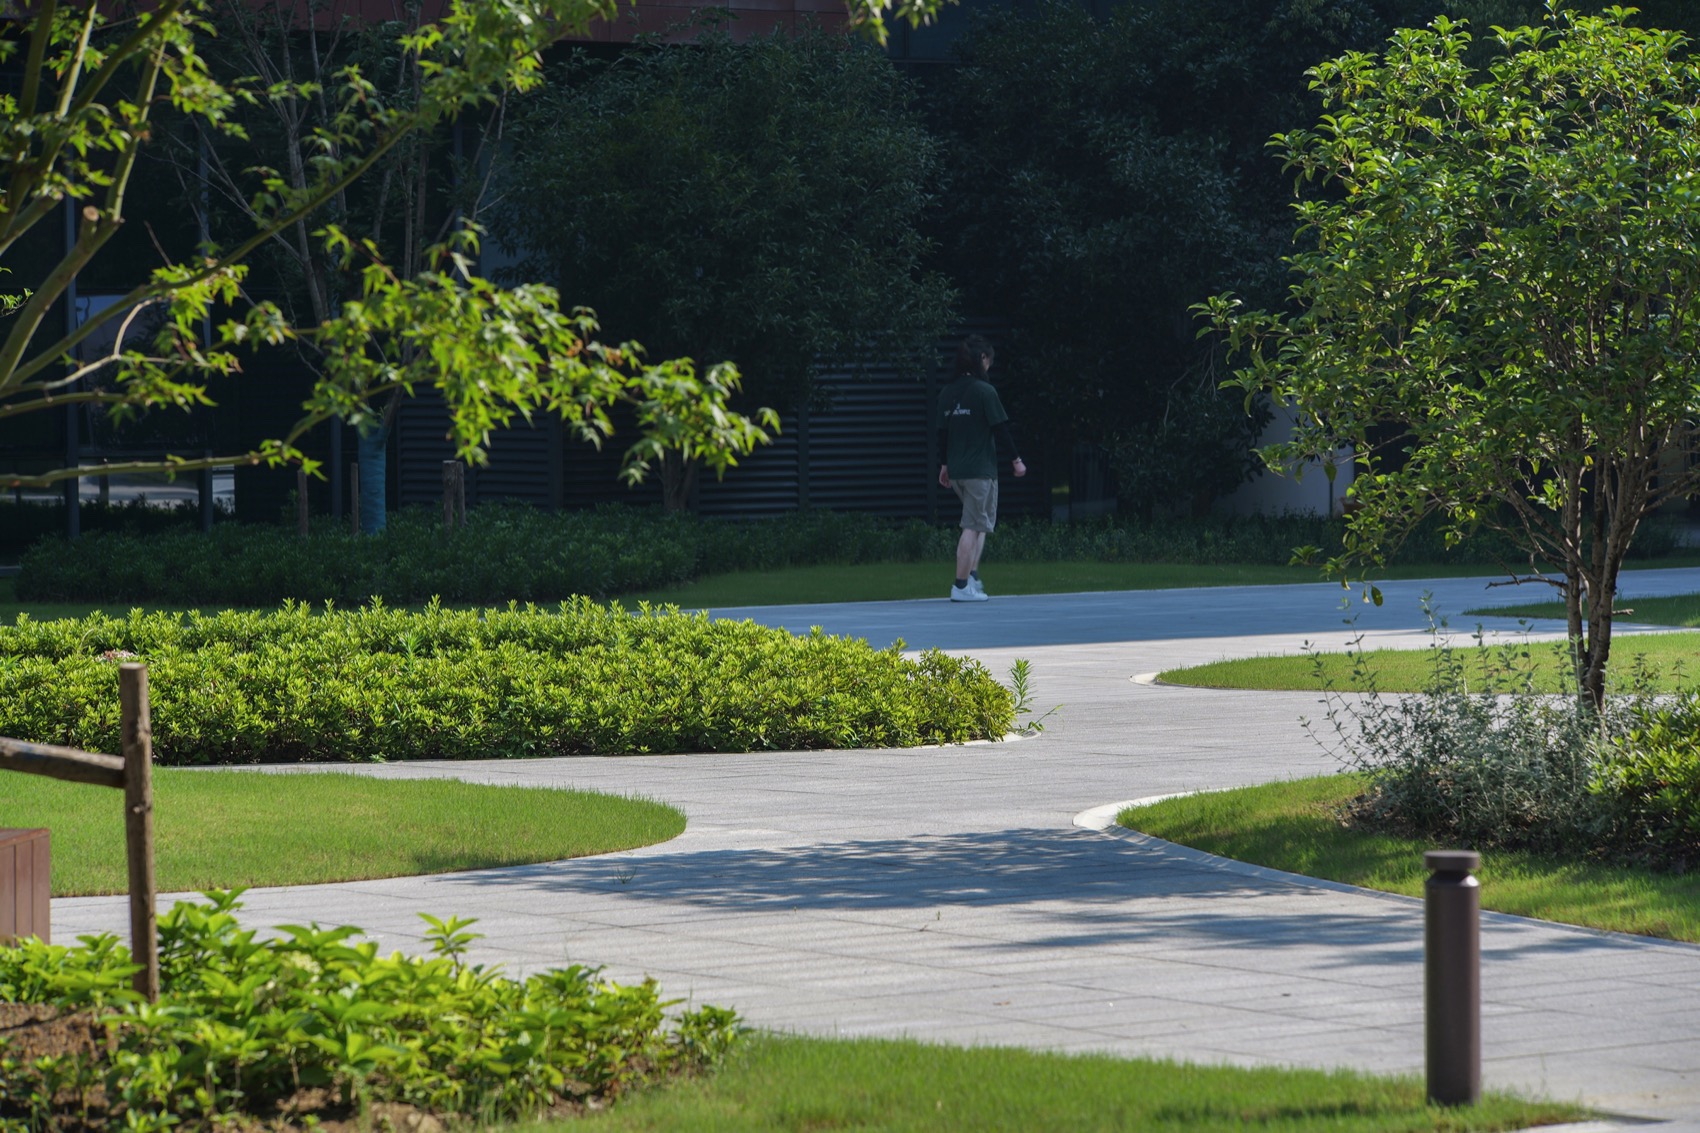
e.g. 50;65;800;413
1008;658;1061;736
421;913;483;963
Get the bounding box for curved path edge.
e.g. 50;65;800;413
1081;798;1700;953
48;570;1700;1128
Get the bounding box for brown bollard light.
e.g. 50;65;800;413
1424;849;1480;1106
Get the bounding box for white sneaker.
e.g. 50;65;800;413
968;576;987;598
950;583;989;602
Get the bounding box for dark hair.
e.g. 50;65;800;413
953;334;994;377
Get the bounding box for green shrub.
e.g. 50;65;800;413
0;599;1014;762
0;890;739;1129
1335;685;1607;853
15;504;700;606
0;498;211;560
1316;610;1700;868
1594;693;1700;866
1313;616;1613;855
26;502;1682;607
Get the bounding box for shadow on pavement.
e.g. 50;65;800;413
447;827;1649;964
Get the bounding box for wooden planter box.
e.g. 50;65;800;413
0;827;50;944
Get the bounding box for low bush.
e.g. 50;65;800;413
0;600;1013;763
22;503;1666;608
1313;612;1700;867
0;890;739;1129
1332;683;1607;855
1312;616;1580;849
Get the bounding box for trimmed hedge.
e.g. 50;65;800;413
0;498;210;560
0;600;1015;763
16;504;699;605
20;502;1658;608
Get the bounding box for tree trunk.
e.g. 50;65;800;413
357;391;400;536
1572;453;1651;713
356;426;388;534
661;451;697;513
1574;578;1607;714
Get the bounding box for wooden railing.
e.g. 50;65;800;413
0;664;158;1001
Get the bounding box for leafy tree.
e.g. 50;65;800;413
928;0;1686;512
1446;0;1700;39
153;2;501;532
0;0;946;511
1204;4;1700;709
489;22;954;510
929;0;1431;512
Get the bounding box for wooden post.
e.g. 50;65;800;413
198;451;214;533
443;460;465;530
296;467;310;539
442;460;454;529
119;665;159;1003
350;461;361;536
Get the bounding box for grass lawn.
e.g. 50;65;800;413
545;1033;1582;1133
1465;592;1700;628
3;561;1581;621
1119;775;1700;942
0;770;683;896
0;562;1410;621
1159;632;1700;693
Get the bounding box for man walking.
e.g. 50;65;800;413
937;334;1025;602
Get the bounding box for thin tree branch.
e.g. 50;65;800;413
52;2;101;120
5;453;266;491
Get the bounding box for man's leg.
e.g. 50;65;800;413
968;482;997;586
950;481;994;600
956;528;984;582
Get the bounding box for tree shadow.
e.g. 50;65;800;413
454;827;1650;966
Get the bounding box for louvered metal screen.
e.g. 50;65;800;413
393;337;1047;521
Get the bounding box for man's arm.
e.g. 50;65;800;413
993;422;1026;477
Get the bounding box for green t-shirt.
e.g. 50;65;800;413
937;376;1009;480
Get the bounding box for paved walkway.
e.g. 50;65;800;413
51;568;1700;1127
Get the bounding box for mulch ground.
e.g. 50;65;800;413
0;1002;109;1061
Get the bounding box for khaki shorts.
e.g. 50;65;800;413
953;478;998;533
